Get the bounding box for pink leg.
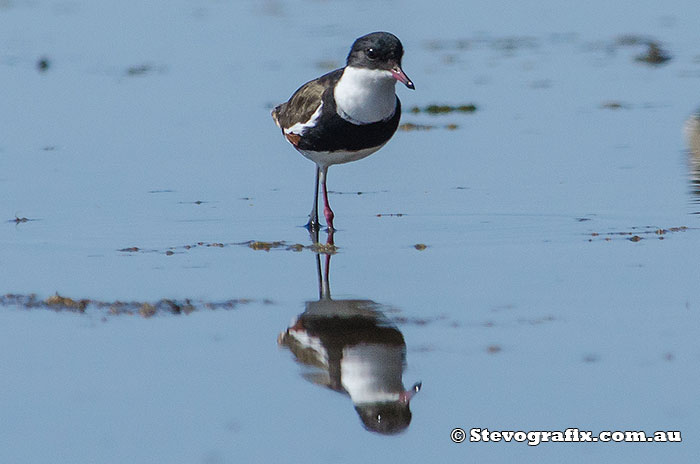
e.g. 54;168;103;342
320;168;335;231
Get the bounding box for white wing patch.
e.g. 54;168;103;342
284;102;324;136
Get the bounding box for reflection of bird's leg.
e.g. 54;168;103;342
320;230;333;300
308;225;324;299
311;226;334;300
308;221;320;245
319;167;335;231
322;253;331;299
314;251;323;300
306;166;320;231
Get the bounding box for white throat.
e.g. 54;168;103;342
340;344;405;404
334;66;397;124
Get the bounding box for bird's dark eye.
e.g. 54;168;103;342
366;48;377;60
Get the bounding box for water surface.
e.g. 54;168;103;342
2;1;699;462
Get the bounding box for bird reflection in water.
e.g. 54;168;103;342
686;111;700;209
278;229;421;435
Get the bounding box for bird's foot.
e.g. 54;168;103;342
305;218;321;232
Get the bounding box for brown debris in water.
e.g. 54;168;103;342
399;122;436;131
486;345;502;354
139;303;157;318
309;241;337;255
614;35;671;65
246;240;326;253
0;293;259;317
414;243;427;251
410;104;477;114
399;122;461;131
600;101;629;110
400;103;475;132
125;63;167;76
37;57;50;72
119;247;140;252
635;42;671;65
46;294;89;311
248;241;285;251
118;240;329;255
588;226;689;242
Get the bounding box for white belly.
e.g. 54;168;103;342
299;144;386;169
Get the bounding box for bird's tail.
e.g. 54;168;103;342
271;105;282;128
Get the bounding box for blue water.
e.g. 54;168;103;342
1;1;699;462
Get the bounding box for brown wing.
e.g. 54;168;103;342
271;69;342;130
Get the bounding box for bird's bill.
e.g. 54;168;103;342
391;66;415;90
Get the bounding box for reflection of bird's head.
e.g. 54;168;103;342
355;401;412;435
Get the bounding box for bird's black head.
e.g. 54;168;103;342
346;32;414;89
355;401;413;435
